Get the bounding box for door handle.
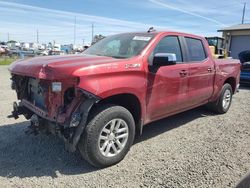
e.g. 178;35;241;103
207;67;212;72
179;70;188;77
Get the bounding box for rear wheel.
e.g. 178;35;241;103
78;104;135;168
210;83;233;114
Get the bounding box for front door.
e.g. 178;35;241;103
145;36;189;122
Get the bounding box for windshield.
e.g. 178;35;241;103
207;38;218;46
217;39;225;49
83;33;155;59
207;38;225;49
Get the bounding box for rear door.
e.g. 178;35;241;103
146;35;190;121
184;37;214;107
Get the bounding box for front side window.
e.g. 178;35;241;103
185;37;207;61
152;36;183;62
83;33;155;59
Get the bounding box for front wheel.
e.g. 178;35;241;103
78;105;135;168
211;83;233;114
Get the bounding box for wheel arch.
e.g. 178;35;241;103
224;77;236;93
90;93;144;135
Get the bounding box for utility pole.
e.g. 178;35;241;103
91;23;94;44
242;2;246;24
36;29;39;43
74;16;76;45
7;32;9;41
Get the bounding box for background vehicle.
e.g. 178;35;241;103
0;47;5;54
8;31;240;167
239;50;250;84
0;42;8;49
206;37;228;59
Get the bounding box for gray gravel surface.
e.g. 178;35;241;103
0;65;249;188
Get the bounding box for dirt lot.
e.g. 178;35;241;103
0;65;249;188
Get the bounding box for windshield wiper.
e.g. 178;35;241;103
89;53;127;59
110;56;127;59
94;53;104;56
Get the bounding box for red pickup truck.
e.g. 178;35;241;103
9;31;240;167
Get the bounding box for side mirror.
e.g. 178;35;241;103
153;53;177;66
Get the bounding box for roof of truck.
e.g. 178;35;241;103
120;31;205;39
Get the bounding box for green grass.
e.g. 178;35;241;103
0;57;17;65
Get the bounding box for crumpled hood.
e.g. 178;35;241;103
9;54;121;79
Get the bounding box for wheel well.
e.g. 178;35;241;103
224;77;236;93
92;94;142;133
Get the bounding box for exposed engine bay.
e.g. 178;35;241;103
8;74;100;152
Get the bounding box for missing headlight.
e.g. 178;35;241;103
64;87;75;105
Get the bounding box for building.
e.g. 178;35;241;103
218;24;250;59
7;41;17;50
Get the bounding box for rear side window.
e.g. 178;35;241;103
153;36;183;62
185;37;207;61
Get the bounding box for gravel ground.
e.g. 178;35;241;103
0;65;249;188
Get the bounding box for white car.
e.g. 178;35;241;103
0;47;5;53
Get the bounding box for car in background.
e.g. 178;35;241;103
0;42;8;49
0;47;5;54
239;50;250;84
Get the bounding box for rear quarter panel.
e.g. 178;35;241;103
210;59;241;102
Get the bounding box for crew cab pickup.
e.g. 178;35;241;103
9;31;241;167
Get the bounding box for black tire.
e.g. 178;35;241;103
78;104;135;168
210;83;233;114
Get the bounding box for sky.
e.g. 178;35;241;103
0;0;249;45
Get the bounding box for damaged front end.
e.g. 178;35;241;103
8;74;100;152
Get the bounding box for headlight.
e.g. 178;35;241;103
52;82;62;92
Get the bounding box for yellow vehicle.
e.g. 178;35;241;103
206;37;228;59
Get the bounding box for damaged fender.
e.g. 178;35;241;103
65;93;100;152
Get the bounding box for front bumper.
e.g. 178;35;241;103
9;97;82;124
